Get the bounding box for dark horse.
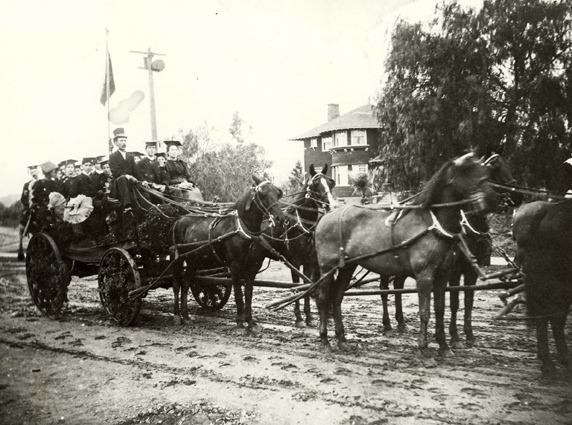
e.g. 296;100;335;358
249;164;335;327
379;153;518;349
170;176;285;330
513;198;572;374
314;153;498;364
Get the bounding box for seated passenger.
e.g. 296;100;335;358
108;127;145;215
69;157;96;198
136;141;168;202
91;157;113;197
56;159;76;200
164;140;200;200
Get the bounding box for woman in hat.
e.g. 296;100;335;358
164;140;199;200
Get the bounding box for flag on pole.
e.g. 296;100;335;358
100;52;116;105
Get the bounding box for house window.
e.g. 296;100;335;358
310;138;318;148
351;130;367;145
322;136;332;151
354;163;368;174
334;131;348;147
333;165;349;186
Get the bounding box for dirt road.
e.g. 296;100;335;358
1;254;571;425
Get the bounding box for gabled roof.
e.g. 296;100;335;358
290;104;380;140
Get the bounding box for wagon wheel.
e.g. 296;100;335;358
26;232;70;316
191;276;232;310
98;248;142;326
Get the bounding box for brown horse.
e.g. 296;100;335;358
314;153;498;365
513;198;572;374
170;176;285;330
248;164;335;327
379;153;518;348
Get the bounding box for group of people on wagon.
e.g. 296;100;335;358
20;127;198;238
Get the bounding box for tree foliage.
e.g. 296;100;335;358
375;0;572;191
229;110;252;144
179;113;271;202
282;160;305;196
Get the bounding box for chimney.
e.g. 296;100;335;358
328;104;339;122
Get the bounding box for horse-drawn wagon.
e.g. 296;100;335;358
25;154;557;368
23;168;335;329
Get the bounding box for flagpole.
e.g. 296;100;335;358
105;28;111;154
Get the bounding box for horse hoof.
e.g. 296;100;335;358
397;324;407;333
439;347;454;358
465;339;474;349
319;343;333;354
234;325;248;335
181;316;193;325
338;341;352;352
383;327;395;336
295;320;306;328
541;361;558;376
306;319;317;328
416;353;438;368
248;323;261;334
173;316;182;326
450;339;464;349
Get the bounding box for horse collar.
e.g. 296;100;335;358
460;210;483;235
428;210;460;239
232;211;253;240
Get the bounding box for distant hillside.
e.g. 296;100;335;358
0;194;19;208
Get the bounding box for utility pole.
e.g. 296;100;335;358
129;47;166;142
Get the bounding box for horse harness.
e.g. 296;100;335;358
336;204;476;270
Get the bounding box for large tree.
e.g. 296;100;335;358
375;0;572;191
178;115;271;202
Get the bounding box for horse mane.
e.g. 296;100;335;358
413;160;454;208
231;186;253;213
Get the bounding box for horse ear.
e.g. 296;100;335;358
322;163;328;175
309;164;316;176
252;175;262;186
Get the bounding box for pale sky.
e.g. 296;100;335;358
0;0;482;198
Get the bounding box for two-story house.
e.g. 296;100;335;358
290;104;382;197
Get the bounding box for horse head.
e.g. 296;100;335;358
305;164;336;212
249;175;285;227
481;153;523;207
421;153;498;212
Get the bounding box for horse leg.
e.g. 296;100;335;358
180;266;194;324
172;259;183;325
448;264;462;348
379;276;393;333
231;263;246;333
303;264;317;327
303;294;316;327
550;312;572;373
536;317;556;375
416;273;435;364
244;277;258;332
316;270;334;353
291;269;305;328
463;267;478;348
394;275;406;332
434;271;452;358
333;266;355;352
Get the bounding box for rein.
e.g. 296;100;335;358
490;181;569;200
268;209;461;312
